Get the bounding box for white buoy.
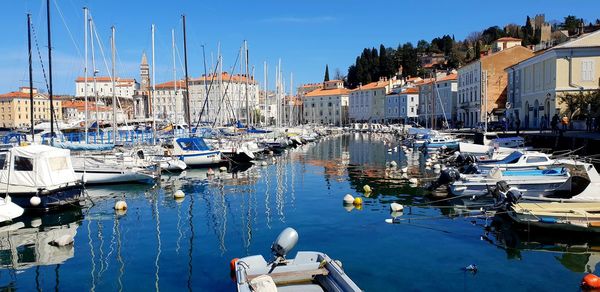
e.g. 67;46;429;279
387;148;392;152
390;161;397;168
219;166;228;172
50;234;74;247
385;218;395;224
390;202;404;212
174;190;185;199
114;200;128;210
343;194;355;204
425;166;431;171
400;167;408;173
408;178;419;185
261;161;268;166
434;164;441;169
30;196;41;207
393;147;398;152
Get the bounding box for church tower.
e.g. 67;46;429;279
140;52;150;92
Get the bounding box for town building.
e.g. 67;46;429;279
417;73;458;128
0;87;63;129
187;73;259;124
457;45;534;127
75;76;139;100
398;87;420;123
506;29;600;129
492;37;522;52
152;80;186;122
62;100;113;122
303;80;349;125
348;78;403;123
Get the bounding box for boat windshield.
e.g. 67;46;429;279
176;138;210;151
500;151;523;164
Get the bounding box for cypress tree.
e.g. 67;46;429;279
324;64;330;82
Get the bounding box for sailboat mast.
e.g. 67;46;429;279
111;26;117;143
182;15;191;129
90;18;99;136
84;7;89;142
290;72;293;126
151;24;156;144
46;0;55;142
244;40;250;127
263;62;267;126
27;14;34;141
172;29;177;124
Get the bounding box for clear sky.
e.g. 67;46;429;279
1;0;599;95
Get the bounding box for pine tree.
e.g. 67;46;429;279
474;41;481;59
324;64;330;82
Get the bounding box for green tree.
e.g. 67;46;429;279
474;41;481;59
324;64;330;81
563;15;583;35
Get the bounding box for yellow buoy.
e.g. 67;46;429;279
363;185;372;193
114;200;128;211
353;197;363;206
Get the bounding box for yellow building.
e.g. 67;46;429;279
0;87;63;129
506;30;600;128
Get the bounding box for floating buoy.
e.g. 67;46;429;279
434;164;441;169
175;197;185;203
408;178;418;185
343;194;355;205
114;200;128;211
363;185;372;193
385;218;395;224
50;234;74;247
261;161;268;166
390;203;404;212
207;168;215;176
353;197;363;206
174;190;185;199
230;258;239;272
582;274;600;289
391;211;403;218
30;196;41;207
387;148;392;153
390;161;397;168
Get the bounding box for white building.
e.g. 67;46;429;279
349;78;403;123
61;100;115;123
188;72;259;124
399;87;419;123
417;73;457;127
303;80;349;125
75;77;139;100
151;80;186;122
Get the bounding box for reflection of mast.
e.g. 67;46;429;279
87;220;97;292
176;199;183;254
275;155;285;222
116;214;124;291
218;182;227;254
264;163;272;228
187;184;195;291
54;264;60;291
154;191;161;291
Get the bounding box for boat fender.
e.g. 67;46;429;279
229;258;239;272
334;259;343;269
363;185;372;193
353;197;363;206
174;190;185;199
343;194;355;205
30;196;41;207
114;200;128;211
582;274;600;289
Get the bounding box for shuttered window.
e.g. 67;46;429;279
582;60;595;81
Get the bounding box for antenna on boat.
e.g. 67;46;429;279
28;13;34;142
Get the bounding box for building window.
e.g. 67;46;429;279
582;60;595;81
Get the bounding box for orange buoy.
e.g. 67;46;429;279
230;258;239;272
582;274;600;289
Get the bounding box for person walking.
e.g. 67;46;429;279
515;116;521;136
551;114;559;134
562;115;569;131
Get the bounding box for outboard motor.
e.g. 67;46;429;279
429;167;461;190
459;163;480;174
491;181;523;208
271;227;299;261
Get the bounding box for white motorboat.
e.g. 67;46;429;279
170;137;222;167
476;151;555;171
71;153;158;185
235;228;361;292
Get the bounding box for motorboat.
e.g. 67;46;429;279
506;202;600;233
0;144;83;210
422;135;460;149
234;228;361;292
170;137;222;167
71;152;159;185
476;151;555;171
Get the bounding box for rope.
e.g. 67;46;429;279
30;20;50;91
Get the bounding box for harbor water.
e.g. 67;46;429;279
0;133;593;291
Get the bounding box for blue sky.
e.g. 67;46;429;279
1;0;599;95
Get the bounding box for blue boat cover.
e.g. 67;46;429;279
176;137;211;151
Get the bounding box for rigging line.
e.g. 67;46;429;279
30;20;50;92
211;49;242;128
193;60;220;130
52;0;82;60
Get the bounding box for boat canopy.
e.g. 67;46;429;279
176;137;211;151
0;145;78;188
52;142;115;151
494;151;523;164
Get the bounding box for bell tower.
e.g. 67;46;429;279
140;52;150;92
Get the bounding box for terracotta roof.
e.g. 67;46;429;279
496;37;522;42
62;100;111;112
352;81;389;92
300;83;323;88
400;87;419;94
155;80;188;89
75;77;136;83
304;88;350;97
0;91;47;99
190;72;257;84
